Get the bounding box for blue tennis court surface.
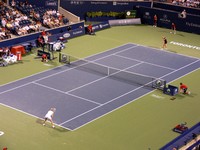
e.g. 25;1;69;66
0;43;199;130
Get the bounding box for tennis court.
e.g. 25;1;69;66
0;43;199;130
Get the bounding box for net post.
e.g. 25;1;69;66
59;52;61;62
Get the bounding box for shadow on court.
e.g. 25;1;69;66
36;119;70;132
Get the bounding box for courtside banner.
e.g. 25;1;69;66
70;28;85;38
92;21;111;32
109;18;141;26
49;28;85;41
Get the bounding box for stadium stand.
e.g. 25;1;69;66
160;122;200;150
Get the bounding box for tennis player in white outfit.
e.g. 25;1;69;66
43;108;56;128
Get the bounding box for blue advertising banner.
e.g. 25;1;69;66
153;2;200;16
48;28;85;42
92;21;111;32
136;6;200;34
60;1;151;20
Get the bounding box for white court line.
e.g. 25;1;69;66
59;80;148;126
0;43;135;87
59;59;200;129
66;62;143;93
138;43;200;60
0;102;72;131
1;43;199;131
0;44;138;96
114;54;176;71
33;82;101;105
74;68;200;131
0;82;32;95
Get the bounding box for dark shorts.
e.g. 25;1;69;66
182;88;187;94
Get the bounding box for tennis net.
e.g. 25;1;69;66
59;52;166;90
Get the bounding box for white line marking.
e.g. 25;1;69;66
73;68;200;131
0;45;138;96
1;43;199;131
0;82;32;95
0;102;72;131
161;59;200;78
59;59;200;130
138;43;200;60
114;54;176;71
0;43;134;87
33;82;101;105
67;62;143;93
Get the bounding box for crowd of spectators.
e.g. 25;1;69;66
0;0;69;42
13;0;67;28
0;1;42;41
172;0;200;8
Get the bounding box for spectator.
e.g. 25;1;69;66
11;0;16;8
181;9;187;18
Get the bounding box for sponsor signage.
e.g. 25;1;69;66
91;1;108;5
143;12;151;20
160;14;171;24
61;28;85;39
92;22;111;32
45;0;57;6
170;41;200;50
109;18;141;26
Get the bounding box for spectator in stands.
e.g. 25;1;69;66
28;23;36;33
67;25;72;31
1;18;7;28
4;30;11;39
153;14;157;27
181;9;187;18
33;12;40;21
35;21;42;31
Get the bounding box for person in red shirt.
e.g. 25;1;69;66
170;23;176;34
153;15;157;27
41;53;48;62
87;24;95;35
179;83;190;94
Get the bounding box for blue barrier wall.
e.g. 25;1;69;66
160;122;200;150
15;0;58;10
136;6;200;34
153;2;200;15
0;22;84;47
60;1;151;20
